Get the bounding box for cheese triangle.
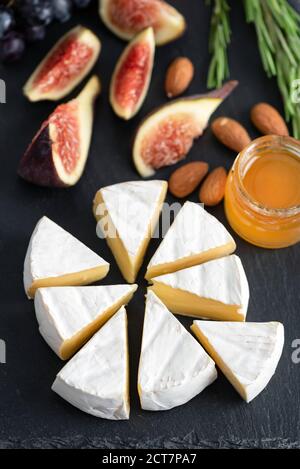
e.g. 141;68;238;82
24;216;109;298
93;180;167;283
35;283;137;360
52;307;130;420
138;291;217;411
149;254;249;321
145;201;236;280
191;321;284;403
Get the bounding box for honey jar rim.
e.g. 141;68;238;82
232;135;300;218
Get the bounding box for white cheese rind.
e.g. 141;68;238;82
138;291;217;411
151;255;249;319
146;201;235;274
52;307;129;420
34;284;137;358
97;180;167;258
24;216;109;296
192;321;284;402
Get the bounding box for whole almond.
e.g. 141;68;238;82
165;57;194;98
211;117;251;153
251;102;289;136
199;167;227;206
169;161;209;198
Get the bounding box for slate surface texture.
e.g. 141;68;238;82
0;1;299;449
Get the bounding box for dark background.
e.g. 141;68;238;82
0;1;299;449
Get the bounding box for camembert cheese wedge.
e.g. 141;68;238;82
138;291;217;411
52;307;130;420
149;255;249;321
24;216;109;298
93;180;167;283
191;321;284;403
145;201;236;280
35;284;137;359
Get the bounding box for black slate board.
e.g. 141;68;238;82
0;1;299;449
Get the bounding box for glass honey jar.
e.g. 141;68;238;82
224;135;300;248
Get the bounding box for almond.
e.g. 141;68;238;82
199;167;227;206
169;161;209;198
251;102;289;136
165;57;194;98
211;117;251;153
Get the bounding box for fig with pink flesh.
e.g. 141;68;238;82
110;27;155;120
99;0;185;46
23;25;101;102
18;76;101;188
133;81;238;177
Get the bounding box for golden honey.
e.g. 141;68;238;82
224;136;300;248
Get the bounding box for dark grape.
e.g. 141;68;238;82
73;0;92;8
0;7;15;39
53;0;73;23
23;23;46;42
15;1;54;26
0;0;94;63
0;31;25;62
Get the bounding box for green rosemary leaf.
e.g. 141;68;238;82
244;0;300;138
206;0;231;88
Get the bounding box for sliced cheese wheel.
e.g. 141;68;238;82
191;320;284;402
24;216;109;298
145;201;236;280
149;254;249;321
93;180;167;283
35;283;137;359
52;307;130;420
138;290;217;411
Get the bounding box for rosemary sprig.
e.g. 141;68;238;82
206;0;231;89
244;0;300;138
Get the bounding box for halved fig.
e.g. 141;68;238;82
110;27;155;120
133;81;238;177
18;76;101;188
23;26;101;102
99;0;186;46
